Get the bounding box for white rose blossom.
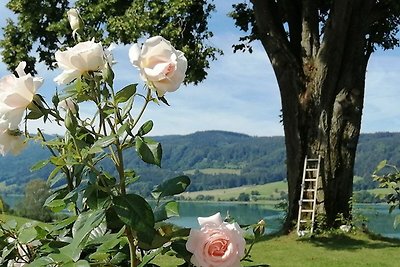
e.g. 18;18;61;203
0;120;25;156
129;36;187;96
186;212;246;267
67;8;82;33
0;61;43;129
54;40;106;85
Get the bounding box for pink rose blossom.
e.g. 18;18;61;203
186;212;246;267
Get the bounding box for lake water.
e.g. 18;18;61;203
2;194;399;238
168;202;400;239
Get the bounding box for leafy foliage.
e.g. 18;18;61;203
229;1;400;54
0;0;221;83
372;160;400;228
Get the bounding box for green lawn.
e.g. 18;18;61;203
366;188;392;197
181;181;288;202
183;168;241;175
153;231;400;267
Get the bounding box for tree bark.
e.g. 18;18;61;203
251;0;375;229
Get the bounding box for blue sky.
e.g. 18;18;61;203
0;0;399;137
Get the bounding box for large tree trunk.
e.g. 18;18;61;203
251;0;375;229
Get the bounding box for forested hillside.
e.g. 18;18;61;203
0;131;399;195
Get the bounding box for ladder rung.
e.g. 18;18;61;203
304;179;317;182
307;159;319;161
306;168;319;171
301;209;314;213
304;189;316;192
301;199;314;202
299;219;309;223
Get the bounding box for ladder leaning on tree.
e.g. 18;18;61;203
296;155;321;236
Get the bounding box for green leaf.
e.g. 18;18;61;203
374;160;387;173
137;247;165;267
137;120;153;136
84;184;111;210
112;194;155;243
31;159;50;171
3;219;17;230
61;209;105;261
152;176;191;200
89;251;109;262
110;252;127;265
394;215;400;229
115;84;137;104
18;227;37;243
51;216;78;232
117;123;129;136
45;199;66;213
92;134;116;148
88;145;104;154
154;201;179;222
26;110;44;120
103;63;115;88
171;239;192;262
135;136;162;167
122;95;134;119
75;260;91;267
27;256;55;267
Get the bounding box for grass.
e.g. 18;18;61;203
183;168;241;175
153;231;400;267
365;188;392;197
181;181;287;202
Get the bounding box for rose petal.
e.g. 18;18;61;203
186;229;203;252
129;43;141;67
54;69;81;85
15;61;27;78
198;212;223;228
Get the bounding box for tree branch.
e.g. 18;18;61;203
301;0;320;59
281;0;302;59
251;0;301;81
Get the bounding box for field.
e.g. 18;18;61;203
366;187;392;197
183;168;241;175
153;231;400;266
181;181;288;202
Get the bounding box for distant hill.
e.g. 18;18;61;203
0;130;399;196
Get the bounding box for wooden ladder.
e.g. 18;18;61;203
296;155;321;236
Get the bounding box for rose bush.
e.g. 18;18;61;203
0;7;263;267
129;36;187;96
53;40;105;84
186;212;246;267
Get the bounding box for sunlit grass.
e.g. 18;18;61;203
153;231;400;267
180;181;288;202
183;168;241;175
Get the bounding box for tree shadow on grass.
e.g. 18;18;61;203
300;231;400;251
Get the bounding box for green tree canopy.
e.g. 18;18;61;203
16;179;53;222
